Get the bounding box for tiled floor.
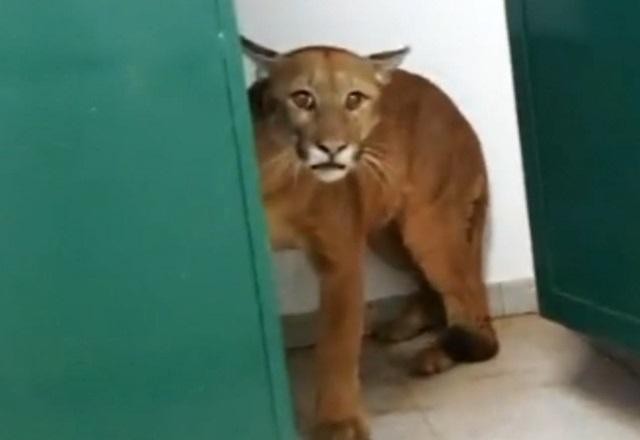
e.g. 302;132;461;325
287;315;640;440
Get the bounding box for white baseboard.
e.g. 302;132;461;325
281;278;538;349
488;277;539;317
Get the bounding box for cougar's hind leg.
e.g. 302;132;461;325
373;283;446;343
400;201;498;376
369;223;446;343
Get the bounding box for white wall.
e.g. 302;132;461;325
235;0;534;314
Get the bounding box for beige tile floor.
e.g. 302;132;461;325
287;315;640;440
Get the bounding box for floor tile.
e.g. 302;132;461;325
286;315;640;440
371;410;439;440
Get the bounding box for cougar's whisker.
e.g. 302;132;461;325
292;161;303;187
362;153;388;187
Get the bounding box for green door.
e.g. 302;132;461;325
0;0;294;439
507;1;640;352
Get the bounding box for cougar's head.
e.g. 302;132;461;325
242;37;409;183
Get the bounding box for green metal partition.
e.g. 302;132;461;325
0;1;294;438
507;0;640;353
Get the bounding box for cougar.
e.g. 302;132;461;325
242;37;498;440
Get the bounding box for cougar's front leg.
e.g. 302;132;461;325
308;242;369;440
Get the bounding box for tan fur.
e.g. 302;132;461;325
244;40;499;440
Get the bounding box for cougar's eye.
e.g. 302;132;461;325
290;90;315;110
345;91;368;111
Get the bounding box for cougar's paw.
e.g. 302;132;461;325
440;324;499;363
311;417;370;440
373;319;422;343
412;346;456;376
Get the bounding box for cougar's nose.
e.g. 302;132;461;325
316;141;349;157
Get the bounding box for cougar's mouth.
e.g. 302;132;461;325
310;162;348;171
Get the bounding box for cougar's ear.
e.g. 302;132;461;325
240;36;281;77
367;46;410;83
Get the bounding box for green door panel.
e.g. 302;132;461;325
507;0;640;352
0;0;294;439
